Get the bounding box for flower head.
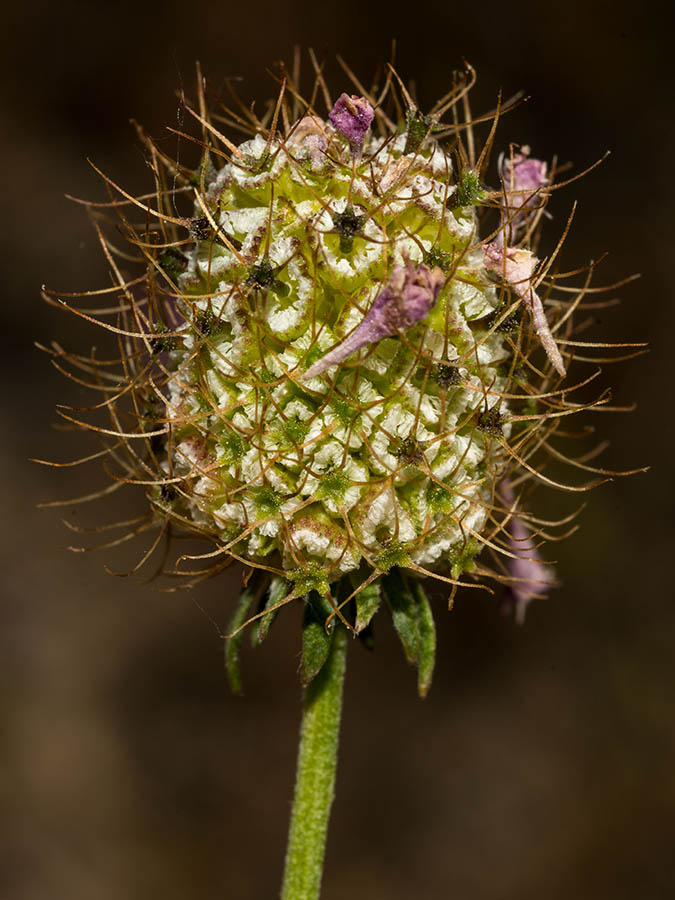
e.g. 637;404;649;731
43;57;639;691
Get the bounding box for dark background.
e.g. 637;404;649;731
3;1;673;898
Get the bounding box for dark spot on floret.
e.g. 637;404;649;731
194;310;221;336
247;259;276;287
247;260;289;297
423;246;452;273
476;406;504;436
149;325;178;354
435;364;462;388
332;206;366;254
394;435;424;464
487;306;520;334
189;216;214;241
188;216;241;249
158;247;188;280
159;483;177;503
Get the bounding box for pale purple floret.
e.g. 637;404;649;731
496;146;549;245
302;262;444;380
483;242;566;377
287;115;328;168
499;480;556;624
328;93;374;157
502;148;548;197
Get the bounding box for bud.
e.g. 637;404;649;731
328;93;374;157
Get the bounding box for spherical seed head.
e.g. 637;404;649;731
50;60;639;635
158;100;511;584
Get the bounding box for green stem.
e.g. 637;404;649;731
281;625;348;900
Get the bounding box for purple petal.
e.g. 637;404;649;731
497;147;549;243
501;148;548;197
328;93;374;157
499;480;556;624
302;262;444;380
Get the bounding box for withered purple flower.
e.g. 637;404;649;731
302;261;444;380
483;242;566;376
499;480;556;624
328;93;374;157
496;147;549;245
501;147;548;199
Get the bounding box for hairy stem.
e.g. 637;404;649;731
281;626;348;900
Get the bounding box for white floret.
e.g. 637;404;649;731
368;404;435;477
285;523;359;574
356;486;417;547
412;500;488;567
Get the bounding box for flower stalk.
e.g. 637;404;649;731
281;624;348;900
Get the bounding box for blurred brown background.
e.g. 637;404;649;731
2;1;673;897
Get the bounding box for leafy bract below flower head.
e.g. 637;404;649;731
43;57;645;694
